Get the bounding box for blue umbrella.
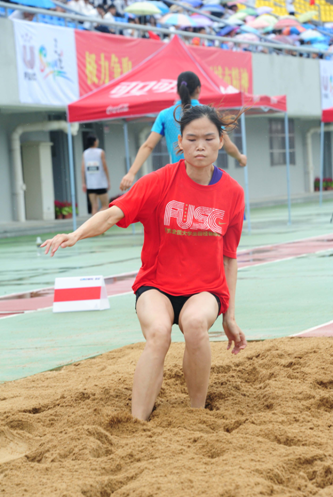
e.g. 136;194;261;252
218;25;237;36
150;1;169;15
312;42;329;51
10;0;55;8
200;4;224;13
181;0;202;7
240;25;259;34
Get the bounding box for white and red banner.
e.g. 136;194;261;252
53;276;109;313
320;60;333;111
13;20;79;105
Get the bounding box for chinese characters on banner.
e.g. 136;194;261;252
75;31;161;96
75;31;253;97
188;46;252;93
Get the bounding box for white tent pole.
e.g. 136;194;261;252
284;113;291;225
240;112;251;234
67;122;77;231
123;121;135;235
319;120;325;207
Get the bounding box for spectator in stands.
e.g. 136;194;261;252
106;3;122;18
9;10;34;20
123;17;140;37
67;0;85;13
285;0;295;16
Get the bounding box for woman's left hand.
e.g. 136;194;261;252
223;317;247;355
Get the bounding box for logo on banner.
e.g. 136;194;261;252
109;79;177;98
106;103;129;115
39;39;72;81
320;61;333;110
21;32;36;81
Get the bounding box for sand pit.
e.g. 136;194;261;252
1;337;333;496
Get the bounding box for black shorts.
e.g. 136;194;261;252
87;188;107;195
135;286;221;325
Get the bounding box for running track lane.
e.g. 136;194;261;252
1;234;332;320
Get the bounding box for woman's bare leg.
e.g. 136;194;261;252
178;293;218;408
88;193;99;216
132;290;174;421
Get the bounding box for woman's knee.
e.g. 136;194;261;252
145;325;172;354
182;315;209;349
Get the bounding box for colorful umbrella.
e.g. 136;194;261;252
274;17;301;30
200;4;224;13
263;26;274;33
218;25;238;36
191;14;214;26
290;26;306;34
228;11;247;21
125;1;162;15
150;1;169;15
181;0;202;7
240;25;259;34
243;7;257;16
297;11;317;23
235;32;259;42
247;18;270;29
271;34;297;45
299;29;325;41
257;14;277;25
161;13;197;26
312;42;329;51
256;6;273;15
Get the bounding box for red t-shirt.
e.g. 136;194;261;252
110;160;244;314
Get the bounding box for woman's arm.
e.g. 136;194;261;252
119;132;162;191
41;206;124;257
101;150;111;190
81;156;87;193
223;134;247;167
222;255;247;354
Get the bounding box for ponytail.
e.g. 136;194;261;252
177;71;201;109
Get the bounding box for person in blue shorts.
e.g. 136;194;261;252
119;71;247;191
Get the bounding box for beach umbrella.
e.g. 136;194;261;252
10;0;55;7
200;4;224;13
161;13;197;26
247;18;270;29
125;1;162;15
191;14;214;26
274;17;301;30
150;1;169;14
297;11;317;23
256;6;273;15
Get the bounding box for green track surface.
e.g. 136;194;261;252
1;200;332;382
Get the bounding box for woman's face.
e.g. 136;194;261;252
178;116;223;168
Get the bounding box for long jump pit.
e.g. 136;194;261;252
1;337;333;497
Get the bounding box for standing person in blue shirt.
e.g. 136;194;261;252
119;71;247;191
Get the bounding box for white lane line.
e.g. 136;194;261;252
238;247;333;270
290;320;333;337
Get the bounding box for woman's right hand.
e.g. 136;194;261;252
41;232;78;257
120;172;134;191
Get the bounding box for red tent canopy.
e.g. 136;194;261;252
68;36;286;123
322;108;333;123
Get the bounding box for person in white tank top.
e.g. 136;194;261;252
81;135;111;216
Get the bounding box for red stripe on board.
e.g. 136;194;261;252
54;287;101;302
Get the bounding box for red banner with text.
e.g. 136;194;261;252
75;31;252;97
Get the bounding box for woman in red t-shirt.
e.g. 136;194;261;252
42;105;247;421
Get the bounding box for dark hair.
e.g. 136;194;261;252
87;134;97;148
96;3;105;11
173;105;244;154
177;71;201;108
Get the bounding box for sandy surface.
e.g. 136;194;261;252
0;337;333;497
